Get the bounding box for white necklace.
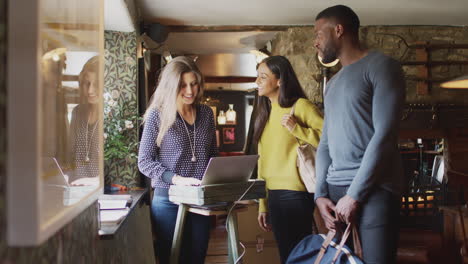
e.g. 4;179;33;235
178;109;196;162
85;115;98;163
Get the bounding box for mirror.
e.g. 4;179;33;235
7;0;104;245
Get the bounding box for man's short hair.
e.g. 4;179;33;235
315;5;360;36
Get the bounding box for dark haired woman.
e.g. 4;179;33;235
254;56;323;263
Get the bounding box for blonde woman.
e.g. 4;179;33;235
68;56;101;185
138;56;218;264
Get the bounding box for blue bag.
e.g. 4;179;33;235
287;223;364;264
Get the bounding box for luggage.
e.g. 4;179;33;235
287;223;363;264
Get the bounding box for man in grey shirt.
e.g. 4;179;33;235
313;5;405;264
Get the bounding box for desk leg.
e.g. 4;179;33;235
170;203;188;264
227;211;240;264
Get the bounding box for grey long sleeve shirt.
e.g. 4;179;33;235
315;51;406;202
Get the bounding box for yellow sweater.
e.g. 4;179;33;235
258;98;323;212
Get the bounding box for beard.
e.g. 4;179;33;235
321;45;338;64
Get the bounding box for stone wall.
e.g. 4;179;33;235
271;26;468;104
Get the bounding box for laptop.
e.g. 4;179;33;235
43;157;97;206
200;155;259;185
41;157;70;187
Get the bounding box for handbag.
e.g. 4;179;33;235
287;223;364;264
290;104;317;193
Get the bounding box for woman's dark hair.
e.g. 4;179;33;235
253;56;306;144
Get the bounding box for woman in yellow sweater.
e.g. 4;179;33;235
254;56;323;263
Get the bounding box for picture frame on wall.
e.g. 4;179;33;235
210;106;217;125
223;127;235;144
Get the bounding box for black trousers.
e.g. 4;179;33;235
328;184;401;264
268;189;315;264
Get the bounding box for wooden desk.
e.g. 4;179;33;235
168;180;266;264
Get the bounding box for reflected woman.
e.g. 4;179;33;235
138;56;218;264
69;56;101;185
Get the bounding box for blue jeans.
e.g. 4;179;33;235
268;190;315;264
151;194;211;264
328;185;401;264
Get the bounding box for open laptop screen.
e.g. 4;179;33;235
200;155;259;185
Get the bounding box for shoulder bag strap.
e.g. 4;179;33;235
314;230;336;264
352;225;363;259
331;223;353;264
289;102;302;145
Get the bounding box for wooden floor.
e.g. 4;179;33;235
205;218;446;264
205;222;229;264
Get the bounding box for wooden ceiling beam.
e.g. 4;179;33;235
167;25;304;32
204;76;257;83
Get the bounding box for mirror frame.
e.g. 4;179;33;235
7;0;104;246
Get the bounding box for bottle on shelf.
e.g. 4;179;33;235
226;104;237;124
217;110;226;125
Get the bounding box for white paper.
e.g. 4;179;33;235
98;199;129;210
100;209;129;224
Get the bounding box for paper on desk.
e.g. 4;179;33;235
100;209;129;225
98;199;129;210
99;194;132;203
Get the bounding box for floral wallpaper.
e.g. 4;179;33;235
104;31;141;188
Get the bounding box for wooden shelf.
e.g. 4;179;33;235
399;129;445;139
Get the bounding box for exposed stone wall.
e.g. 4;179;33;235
271;26;468;104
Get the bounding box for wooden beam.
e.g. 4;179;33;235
63;75;78;81
409;43;468;50
415;42;429;95
205;76;257;83
45;23;99;31
167;25;300;32
401;61;468;66
399;129;445;139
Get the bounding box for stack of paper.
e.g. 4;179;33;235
98;194;132;210
100;209;129;225
99;194;133;203
98;194;133;225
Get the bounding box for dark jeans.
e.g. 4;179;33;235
151;194;211;264
268;190;315;264
328;184;401;264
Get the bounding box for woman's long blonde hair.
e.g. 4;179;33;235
143;56;204;146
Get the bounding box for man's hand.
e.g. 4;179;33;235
257;212;272;232
281;114;297;132
172;175;201;186
334;195;359;224
315;197;336;230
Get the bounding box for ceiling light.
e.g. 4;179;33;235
250;50;269;64
162;50;172;63
441;75;468;89
318;54;339;68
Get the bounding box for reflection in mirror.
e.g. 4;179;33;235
39;3;103;224
41;53;102;216
7;0;104;245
